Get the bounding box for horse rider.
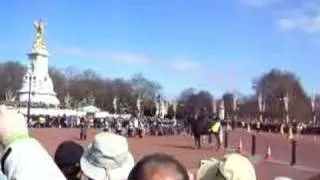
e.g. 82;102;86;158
208;116;222;151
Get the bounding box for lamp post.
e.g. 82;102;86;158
137;95;141;118
233;95;237;121
113;96;118;115
311;96;316;125
212;97;217;115
27;76;32;123
219;100;225;120
173;101;177;119
283;92;289;124
258;93;264;122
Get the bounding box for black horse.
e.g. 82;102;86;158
189;114;221;150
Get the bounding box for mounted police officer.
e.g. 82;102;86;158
208;115;222;151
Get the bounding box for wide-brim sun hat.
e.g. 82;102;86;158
80;132;135;180
196;153;256;180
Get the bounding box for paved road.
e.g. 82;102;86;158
30;128;319;180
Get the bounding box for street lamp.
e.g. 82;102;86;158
233;95;237;121
258;93;265;122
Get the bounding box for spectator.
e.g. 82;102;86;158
128;153;189;180
80;132;134;180
54;141;84;180
0;105;66;179
196;153;256;180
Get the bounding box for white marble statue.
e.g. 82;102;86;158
17;20;59;105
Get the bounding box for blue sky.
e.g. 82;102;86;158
1;0;320;98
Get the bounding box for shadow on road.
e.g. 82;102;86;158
160;144;196;150
308;173;320;180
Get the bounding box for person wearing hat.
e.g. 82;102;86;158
196;153;256;180
80;132;134;180
54;141;84;180
0;105;66;179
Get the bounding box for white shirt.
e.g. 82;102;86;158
3;138;66;180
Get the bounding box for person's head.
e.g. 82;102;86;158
128;153;189;180
80;132;134;180
196;153;256;180
54;141;84;180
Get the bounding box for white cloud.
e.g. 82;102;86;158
276;0;320;35
168;59;203;73
278;14;320;34
240;0;286;7
278;18;297;30
53;46;154;66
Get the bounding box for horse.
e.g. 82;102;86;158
189;115;221;150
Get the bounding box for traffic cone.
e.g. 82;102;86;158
265;145;272;160
288;126;294;139
237;138;243;153
247;124;251;133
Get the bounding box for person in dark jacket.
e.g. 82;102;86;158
190;113;201;149
80;117;88;140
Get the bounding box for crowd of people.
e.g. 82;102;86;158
0;105;262;180
26;114;185;138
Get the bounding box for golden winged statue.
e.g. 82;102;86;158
32;20;47;52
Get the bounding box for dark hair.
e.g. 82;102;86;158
128;153;189;180
54;141;84;180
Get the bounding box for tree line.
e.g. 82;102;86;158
0;61;318;122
